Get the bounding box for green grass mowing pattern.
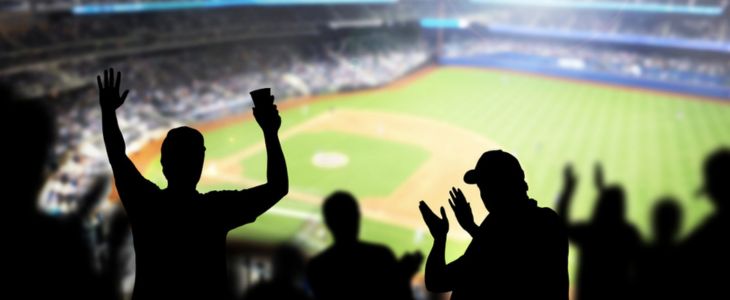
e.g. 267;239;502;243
240;131;430;198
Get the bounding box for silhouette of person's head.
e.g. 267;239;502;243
161;126;206;190
593;185;626;225
701;148;730;212
463;150;528;212
322;191;360;244
652;198;681;245
272;245;306;283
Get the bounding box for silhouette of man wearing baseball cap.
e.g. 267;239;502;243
419;150;568;300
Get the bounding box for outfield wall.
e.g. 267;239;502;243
440;53;730;99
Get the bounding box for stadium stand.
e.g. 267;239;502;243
439;35;730;92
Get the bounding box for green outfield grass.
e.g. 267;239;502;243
144;67;730;267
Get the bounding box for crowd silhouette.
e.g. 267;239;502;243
556;150;730;300
557;164;641;300
4;68;729;300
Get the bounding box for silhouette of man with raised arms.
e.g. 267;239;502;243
98;69;288;299
307;191;422;300
557;164;640;300
419;150;568;300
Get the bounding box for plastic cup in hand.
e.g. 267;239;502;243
250;88;274;107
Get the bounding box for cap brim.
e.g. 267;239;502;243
464;169;478;184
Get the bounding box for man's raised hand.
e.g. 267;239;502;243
419;201;449;242
564;164;577;191
97;68;129;112
448;187;478;236
253;105;282;134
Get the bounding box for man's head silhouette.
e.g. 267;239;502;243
323;191;360;244
161;126;206;190
701;148;730;212
463;150;528;212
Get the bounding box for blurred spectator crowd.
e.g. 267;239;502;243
443;35;730;88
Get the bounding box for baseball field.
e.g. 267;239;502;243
137;66;730;274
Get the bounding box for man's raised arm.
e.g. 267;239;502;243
556;164;577;224
99;68;150;203
419;201;453;293
208;93;289;229
245;104;289;215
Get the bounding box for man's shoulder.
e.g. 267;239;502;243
538;206;561;220
523;204;565;235
526;203;560;222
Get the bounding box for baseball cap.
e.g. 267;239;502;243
464;150;525;185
